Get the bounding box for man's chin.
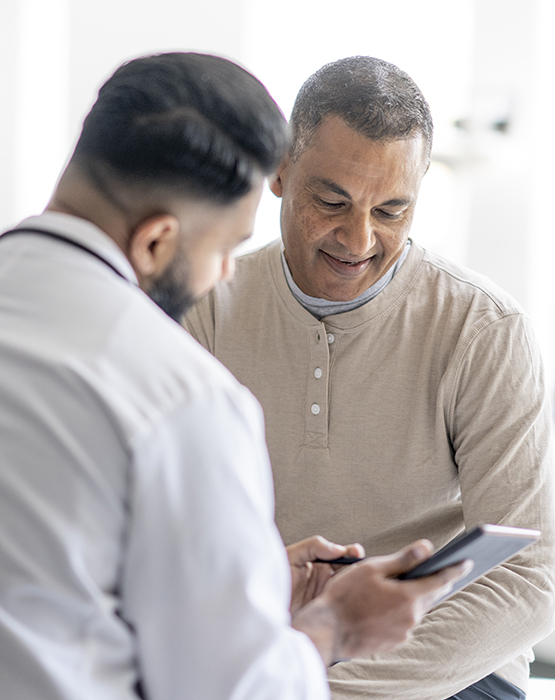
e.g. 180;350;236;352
147;287;196;323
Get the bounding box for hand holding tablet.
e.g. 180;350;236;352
315;524;540;604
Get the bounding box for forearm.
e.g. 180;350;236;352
328;562;555;699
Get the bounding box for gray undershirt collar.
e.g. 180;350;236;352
281;241;411;319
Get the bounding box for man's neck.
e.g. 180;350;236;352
46;161;135;256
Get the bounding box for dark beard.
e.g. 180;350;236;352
147;255;196;322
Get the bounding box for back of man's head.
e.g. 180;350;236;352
289;56;432;163
73;52;289;205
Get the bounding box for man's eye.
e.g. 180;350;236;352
318;198;344;210
375;209;402;219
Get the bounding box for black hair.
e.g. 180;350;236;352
73;52;289;204
289;56;433;163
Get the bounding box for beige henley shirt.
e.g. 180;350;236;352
184;239;555;699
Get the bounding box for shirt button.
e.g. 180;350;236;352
314;367;322;379
327;333;335;344
311;403;320;415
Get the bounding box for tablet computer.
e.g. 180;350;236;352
397;524;540;602
317;524;541;603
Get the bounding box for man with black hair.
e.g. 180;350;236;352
0;52;465;700
184;56;555;700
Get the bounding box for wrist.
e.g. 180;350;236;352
291;595;344;667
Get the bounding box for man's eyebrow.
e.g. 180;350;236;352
308;177;352;200
309;180;413;208
380;198;413;208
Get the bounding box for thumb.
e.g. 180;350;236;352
377;540;434;577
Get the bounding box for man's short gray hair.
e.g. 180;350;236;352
289;56;433;164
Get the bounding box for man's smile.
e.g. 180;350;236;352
320;249;374;276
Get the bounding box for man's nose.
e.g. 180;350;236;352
336;212;376;257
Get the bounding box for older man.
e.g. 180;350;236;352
184;56;555;700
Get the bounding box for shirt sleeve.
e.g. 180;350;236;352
120;375;329;700
328;313;555;699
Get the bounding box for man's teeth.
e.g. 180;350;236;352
327;252;369;265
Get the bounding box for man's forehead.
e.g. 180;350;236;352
298;117;426;167
296;135;425;191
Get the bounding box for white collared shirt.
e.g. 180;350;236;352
0;213;328;700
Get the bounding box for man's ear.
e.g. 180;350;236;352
128;214;180;283
269;155;290;198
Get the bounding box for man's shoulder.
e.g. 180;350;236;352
417;245;524;318
183;239;282;346
95;289;253;432
230;238;281;295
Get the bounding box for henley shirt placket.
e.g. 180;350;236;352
304;324;335;449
